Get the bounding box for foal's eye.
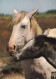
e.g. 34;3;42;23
21;25;26;29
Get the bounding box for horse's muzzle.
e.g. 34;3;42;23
7;44;16;56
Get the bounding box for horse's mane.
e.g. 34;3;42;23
11;11;42;36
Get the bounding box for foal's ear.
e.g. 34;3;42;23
27;9;39;19
43;28;50;36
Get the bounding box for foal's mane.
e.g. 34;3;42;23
35;35;56;44
11;11;42;36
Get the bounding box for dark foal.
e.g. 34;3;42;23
15;35;56;69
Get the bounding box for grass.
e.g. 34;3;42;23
0;15;12;20
35;13;56;18
1;61;23;74
2;73;25;79
0;56;23;79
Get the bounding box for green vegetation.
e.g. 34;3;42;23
46;10;56;14
0;57;23;78
1;61;23;74
35;13;56;18
0;14;12;20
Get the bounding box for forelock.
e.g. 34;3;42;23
11;11;28;26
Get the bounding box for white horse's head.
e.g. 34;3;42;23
8;9;42;56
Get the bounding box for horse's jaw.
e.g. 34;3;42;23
14;39;35;60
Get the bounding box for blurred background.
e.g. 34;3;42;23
0;0;56;79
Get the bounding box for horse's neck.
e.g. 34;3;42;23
21;57;56;79
21;59;47;79
21;59;34;72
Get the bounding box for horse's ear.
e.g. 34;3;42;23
27;9;39;19
13;9;18;15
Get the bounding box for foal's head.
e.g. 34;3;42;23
8;9;42;55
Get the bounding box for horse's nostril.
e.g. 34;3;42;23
13;45;16;50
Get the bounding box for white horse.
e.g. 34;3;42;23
8;9;56;79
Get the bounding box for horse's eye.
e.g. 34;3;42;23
21;25;26;29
